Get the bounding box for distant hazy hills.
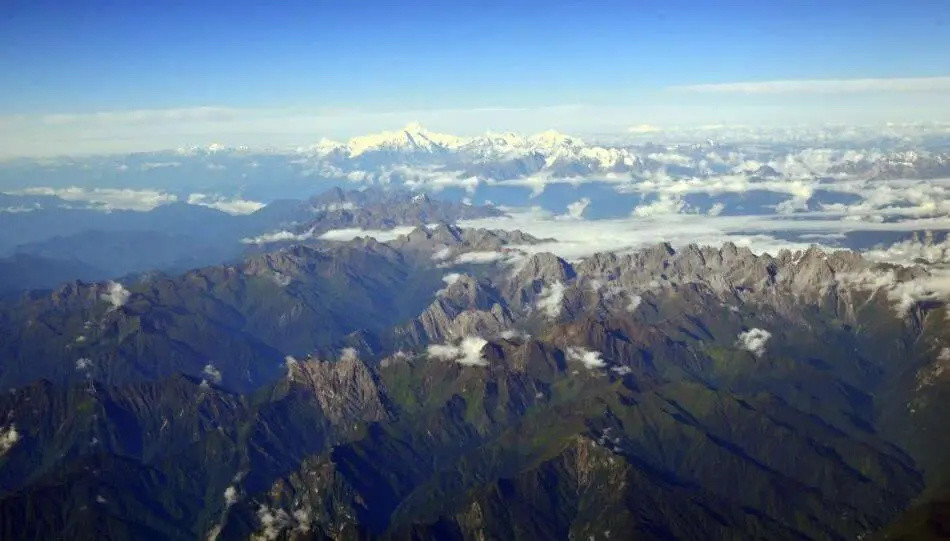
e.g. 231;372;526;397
0;187;501;294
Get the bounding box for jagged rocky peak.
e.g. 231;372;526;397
397;274;513;346
405;223;465;244
392;224;546;263
47;279;100;306
628;241;676;270
440;274;501;307
515;252;575;285
243;244;327;277
286;353;387;425
459;227;549;248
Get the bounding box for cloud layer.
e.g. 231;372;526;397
673;76;950;95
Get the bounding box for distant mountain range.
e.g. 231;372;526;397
0;188;502;294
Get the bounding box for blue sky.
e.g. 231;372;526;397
2;0;950;155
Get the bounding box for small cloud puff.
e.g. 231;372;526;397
499;329;531;341
436;272;464;296
427;336;489;366
627;124;662;134
319;226;416;243
284;355;299;370
562;197;591;220
223;486;239;507
13;186;177;211
737;328;771;357
631;195;689;218
565;346;607;369
537;281;566;319
255;504;312;539
432;246;453;261
241;228;315;245
707;202;726;216
187;193;264;215
0;424;19;455
203;364;223;384
339;347;359;363
101;281;130;309
451;251;508;265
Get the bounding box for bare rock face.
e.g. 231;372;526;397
288;356;387;425
505;252;576;311
514;252;575;285
293;187;505;237
396;274;513;346
243;245;329;282
391;223;547;260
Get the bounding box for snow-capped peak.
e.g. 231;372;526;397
529;129;582;149
300;137;346;156
347;123;470;157
294;125;639;173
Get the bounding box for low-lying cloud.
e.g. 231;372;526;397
427;336;489;366
673;76;950;95
187;193;265;215
565;346;607;369
737;328;771;357
12;186;177;211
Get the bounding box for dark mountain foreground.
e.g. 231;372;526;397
0;214;949;539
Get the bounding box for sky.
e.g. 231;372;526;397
2;0;950;156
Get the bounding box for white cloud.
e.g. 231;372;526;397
432;246;453;261
187;193;265;215
292;509;312;533
0;425;19;456
76;357;93;371
315;201;356;211
737;328;771;357
707;202;726;216
318;226;416;242
101;281;130;309
140;161;181;170
427;336;489;366
459;185;950;264
241;228;315;245
562;197;591;220
437;272;463;295
537;281;566;318
0;204;40;213
626;294;642;312
339;347;359;363
631;195;689;217
224;486;239;507
863;234;950;267
499;329;531;341
256;504;294;541
11;186;177;211
673;76;950;95
451;250;508;265
441;273;462;287
565;346;606;369
837;269;950;317
203;364;223;384
610;365;633;375
284;355;299;369
627;124;662;134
